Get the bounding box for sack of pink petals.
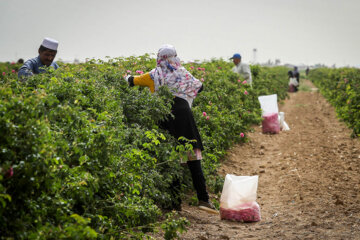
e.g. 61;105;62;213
220;175;261;223
262;112;280;134
220;202;261;222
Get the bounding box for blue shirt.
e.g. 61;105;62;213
18;56;59;79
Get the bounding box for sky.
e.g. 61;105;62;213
1;0;359;67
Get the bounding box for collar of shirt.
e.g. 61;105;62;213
36;55;44;66
34;56;48;74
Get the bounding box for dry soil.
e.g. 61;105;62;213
179;79;360;240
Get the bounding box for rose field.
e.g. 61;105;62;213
0;58;359;239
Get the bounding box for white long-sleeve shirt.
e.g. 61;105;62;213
232;62;252;85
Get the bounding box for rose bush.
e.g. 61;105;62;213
309;68;360;137
0;56;289;239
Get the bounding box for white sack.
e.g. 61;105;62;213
258;94;278;116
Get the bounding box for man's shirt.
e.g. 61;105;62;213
18;56;59;79
232;62;253;85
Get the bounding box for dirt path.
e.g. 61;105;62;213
179;80;360;240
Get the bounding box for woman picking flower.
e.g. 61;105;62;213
125;44;215;211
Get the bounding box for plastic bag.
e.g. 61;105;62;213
258;94;278;116
220;175;261;222
288;84;296;92
258;94;282;133
289;77;299;86
262;112;280;134
279;112;290;131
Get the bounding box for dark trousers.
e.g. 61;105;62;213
187;160;209;202
169;160;209;208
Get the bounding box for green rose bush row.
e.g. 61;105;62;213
309;68;360;137
0;55;289;239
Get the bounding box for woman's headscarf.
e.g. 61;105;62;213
150;44;202;106
288;70;294;78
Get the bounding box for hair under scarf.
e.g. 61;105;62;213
150;44;202;107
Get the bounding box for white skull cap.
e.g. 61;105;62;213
41;37;59;51
158;44;177;58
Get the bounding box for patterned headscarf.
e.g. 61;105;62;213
150;44;202;107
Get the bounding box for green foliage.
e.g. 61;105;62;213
0;56;288;239
309;68;360;137
161;212;189;240
0;61;22;79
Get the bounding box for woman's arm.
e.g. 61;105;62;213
128;73;155;93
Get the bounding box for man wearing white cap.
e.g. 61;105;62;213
18;37;59;80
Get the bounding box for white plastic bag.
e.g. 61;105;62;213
258;95;291;133
289;77;299;87
258;94;280;134
279;112;290;131
258;94;278;116
220;174;261;222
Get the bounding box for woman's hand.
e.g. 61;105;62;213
124;75;132;82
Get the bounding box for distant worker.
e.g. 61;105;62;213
293;66;300;84
18;37;59;81
230;53;253;85
288;70;298;92
305;67;310;76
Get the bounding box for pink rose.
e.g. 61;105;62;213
126;70;131;73
190;66;194;69
244;90;249;95
242;80;247;84
237;79;241;83
136;70;144;74
200;78;204;82
240;133;245;138
5;167;13;178
202;112;207;117
12;70;15;73
206;116;210;120
2;72;5;76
